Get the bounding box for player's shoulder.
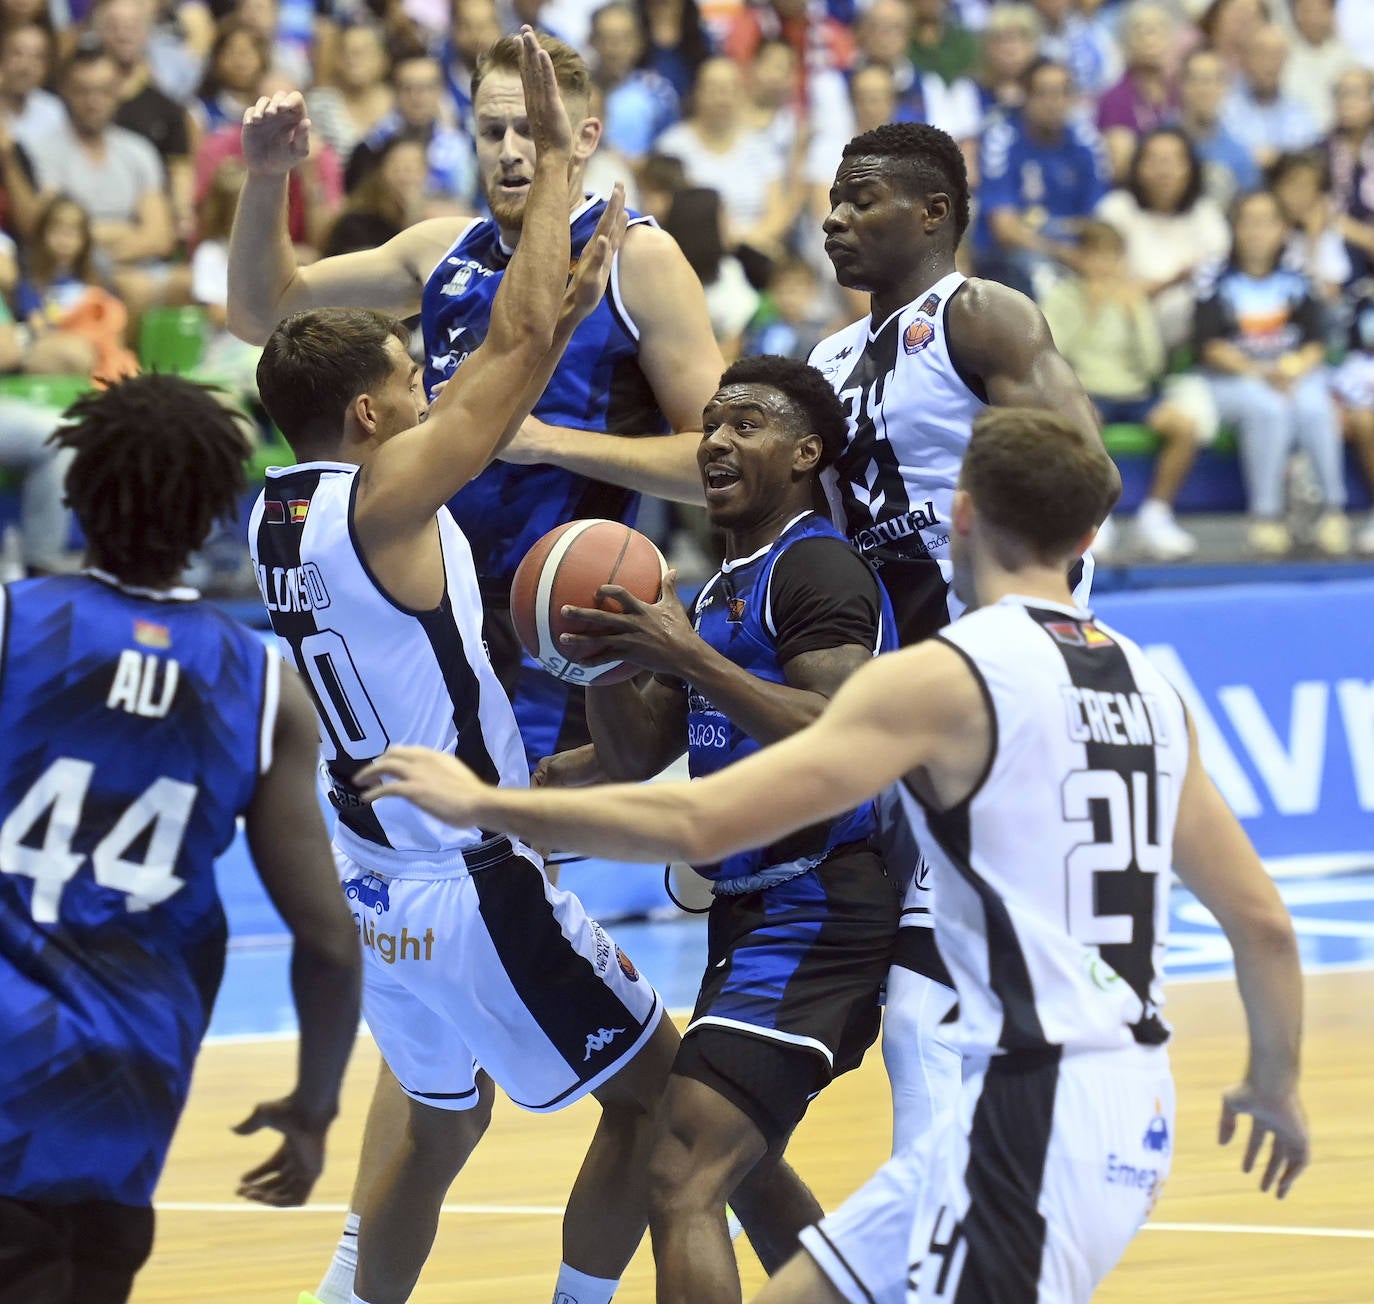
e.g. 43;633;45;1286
808;315;868;371
945;276;1041;336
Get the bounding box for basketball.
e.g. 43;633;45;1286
510;519;668;686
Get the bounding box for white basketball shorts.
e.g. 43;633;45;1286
337;839;663;1112
803;1042;1175;1303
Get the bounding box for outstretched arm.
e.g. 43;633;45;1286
227;89;468;343
947;278;1120;510
1171;712;1309;1199
357;640;986;864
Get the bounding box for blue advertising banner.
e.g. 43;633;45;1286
1094;579;1374;862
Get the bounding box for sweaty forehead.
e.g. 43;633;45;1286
474;71;529;117
706;384;795;424
834;157;895;190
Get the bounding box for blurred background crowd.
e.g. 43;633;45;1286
0;0;1372;579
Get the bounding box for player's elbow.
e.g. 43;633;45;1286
300;906;362;976
1228;896;1300;969
226;301;273;347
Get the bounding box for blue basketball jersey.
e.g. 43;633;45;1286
687;513;897;886
0;572;277;1206
420;195;668;590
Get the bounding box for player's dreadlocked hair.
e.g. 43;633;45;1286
841;122;970;243
718;355;848;468
55;374;250;587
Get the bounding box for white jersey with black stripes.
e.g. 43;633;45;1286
902;593;1190;1059
248;461;528;873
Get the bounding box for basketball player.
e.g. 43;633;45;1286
810;121;1122;1176
354;407;1310;1304
249;35;677;1304
0;375;362;1304
228;31;721;774
540;355;899;1302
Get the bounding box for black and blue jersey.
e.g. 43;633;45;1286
421;194;668;593
0;572;277;1206
686;512;897;887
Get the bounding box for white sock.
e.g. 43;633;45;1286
350;1295;376;1304
314;1211;360;1304
552;1263;620;1304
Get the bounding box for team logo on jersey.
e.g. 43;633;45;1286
616;946;639;982
288;500;310;525
903;319;935;355
133;619;171;649
583;1026;627;1061
264;500;286;525
1142;1104;1171;1154
918;292;941;316
727;595;747;622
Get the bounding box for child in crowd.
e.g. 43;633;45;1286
17;195;138;381
1042;220;1201;559
743;255;833;360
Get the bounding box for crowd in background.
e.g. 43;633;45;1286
0;0;1373;571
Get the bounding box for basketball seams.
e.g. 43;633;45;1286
533;520;599;681
604;526;634;592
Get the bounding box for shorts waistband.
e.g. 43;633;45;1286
334;828;522;879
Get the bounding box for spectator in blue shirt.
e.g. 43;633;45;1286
590;1;681;162
440;0;502;134
1195;189;1349;556
975;57;1110;295
345;54;478;211
1221;25;1321;173
1179;48;1260;210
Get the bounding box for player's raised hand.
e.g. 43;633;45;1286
516;26;573;159
357;745;486;825
241;90;311;176
233;1095;329;1207
566;183;628;324
1219;1080;1310;1199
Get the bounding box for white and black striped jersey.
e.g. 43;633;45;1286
808;272;1094;635
900;595;1189;1057
249;462;528;874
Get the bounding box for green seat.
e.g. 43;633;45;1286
1102;423;1159;457
0;373;92;411
138;306;209;373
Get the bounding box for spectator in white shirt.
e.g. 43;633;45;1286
1282;0;1357;136
1221;24;1320;172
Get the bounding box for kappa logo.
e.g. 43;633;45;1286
903;319;935;354
583;1026;627;1061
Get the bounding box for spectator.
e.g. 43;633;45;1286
635;149;686;224
975;57;1110;295
1096;126;1230;350
1268;150;1351;301
1030;0;1120;101
722;0;856;94
227;0;328;89
1095;1;1179;181
0;302;74;574
656;57;797;280
908;0;979;87
1282;0;1355;137
741;253;831;359
662;185;758;360
855;0;981;149
195;69;343;252
323;132;428;255
1221;25;1320;172
93;0;196;243
972;2;1041;125
1197;0;1270;75
1178;47;1259;209
1195;189;1348;556
307;21;395;169
1337;0;1374;68
636;0;712;103
34;47;186;318
346;54;477;211
581;82;644;206
16;194;140;380
1042;220;1200;559
0;24;63;147
440;0;500;132
1331;291;1374;553
193;19;271;133
746;37;800;155
190;155;263;394
1327;68;1374;286
589;1;680;163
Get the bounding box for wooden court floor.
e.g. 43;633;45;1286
135;968;1374;1303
